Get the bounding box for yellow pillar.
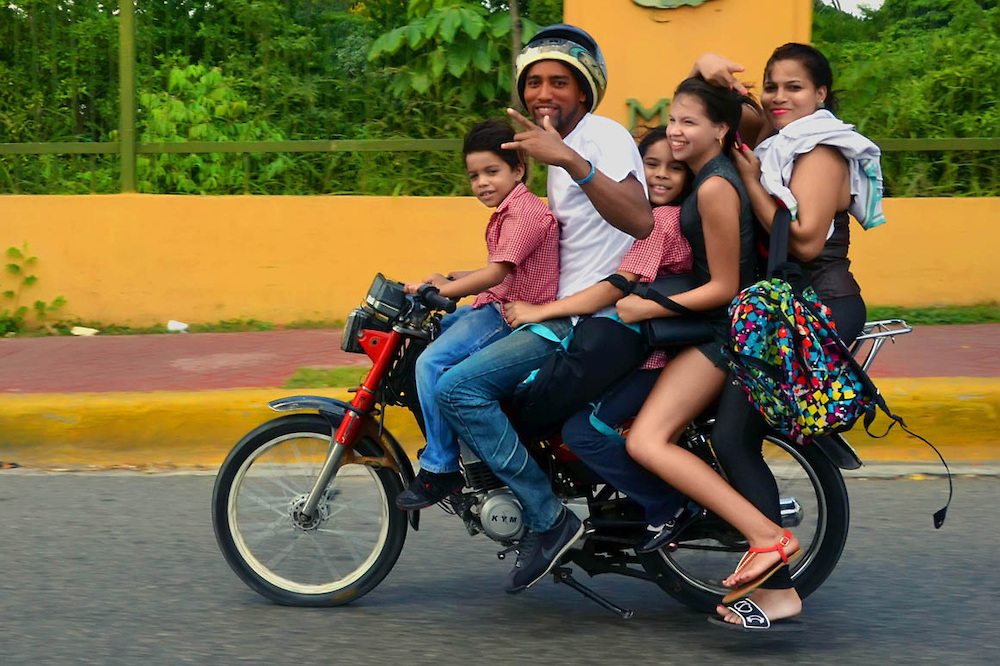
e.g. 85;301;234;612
564;0;812;130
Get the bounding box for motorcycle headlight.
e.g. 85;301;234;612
364;273;408;319
341;306;391;353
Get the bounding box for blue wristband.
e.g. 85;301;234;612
572;160;596;185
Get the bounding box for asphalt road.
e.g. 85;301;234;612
0;472;996;665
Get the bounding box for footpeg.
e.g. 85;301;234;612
552;567;633;619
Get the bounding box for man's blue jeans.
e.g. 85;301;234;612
437;319;573;532
415;304;511;474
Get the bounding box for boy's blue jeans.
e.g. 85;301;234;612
437;319;573;532
415;303;511;474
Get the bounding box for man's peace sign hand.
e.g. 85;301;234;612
501;107;576;169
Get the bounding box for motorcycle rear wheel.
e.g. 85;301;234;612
637;433;849;613
212;414;407;606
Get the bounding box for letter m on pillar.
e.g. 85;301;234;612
627;98;670;132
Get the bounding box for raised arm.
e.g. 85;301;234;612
689;53;747;94
502;109;653;239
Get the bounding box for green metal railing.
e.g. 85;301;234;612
0;4;996;194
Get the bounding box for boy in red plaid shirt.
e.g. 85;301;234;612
395;119;560;511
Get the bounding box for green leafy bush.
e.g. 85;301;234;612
0;244;66;335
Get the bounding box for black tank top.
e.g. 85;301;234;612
798;210;862;300
679;153;756;323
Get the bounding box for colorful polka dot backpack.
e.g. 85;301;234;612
725;210;951;528
725;208;886;445
726;275;871;444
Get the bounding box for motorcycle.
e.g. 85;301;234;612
211;273;911;618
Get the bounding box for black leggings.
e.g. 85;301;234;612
711;294;866;590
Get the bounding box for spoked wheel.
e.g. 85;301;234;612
212;413;407;606
638;433;849;613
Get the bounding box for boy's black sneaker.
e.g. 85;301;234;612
635;502;701;554
504;508;585;594
395;469;464;511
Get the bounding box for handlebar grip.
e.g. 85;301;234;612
416;284;457;313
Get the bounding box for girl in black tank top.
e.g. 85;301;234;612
614;77;807;615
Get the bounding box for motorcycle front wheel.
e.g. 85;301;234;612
637;433;849;613
212;413;407;606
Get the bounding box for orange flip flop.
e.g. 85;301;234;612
722;529;802;604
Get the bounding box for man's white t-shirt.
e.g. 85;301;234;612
547;113;648;300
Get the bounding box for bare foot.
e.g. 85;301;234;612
722;529;800;589
716;588;802;625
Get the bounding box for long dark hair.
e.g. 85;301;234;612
765;42;838;114
637;125;693;205
672;76;755;156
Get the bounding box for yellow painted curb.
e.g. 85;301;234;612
0;377;997;468
0;389;423;467
847;378;1000;461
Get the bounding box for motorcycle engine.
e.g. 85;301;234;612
478;489;524;541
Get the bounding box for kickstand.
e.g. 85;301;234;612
552;567;634;620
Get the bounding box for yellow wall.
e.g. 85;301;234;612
565;0;812;129
2;194;998;327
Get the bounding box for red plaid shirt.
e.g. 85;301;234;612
473;183;560;318
616;205;694;370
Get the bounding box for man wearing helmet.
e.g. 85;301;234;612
435;24;654;595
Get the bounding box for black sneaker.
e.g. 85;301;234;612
504;508;585;594
394;469;464;511
635;502;701;554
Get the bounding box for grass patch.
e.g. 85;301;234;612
12;304;1000;338
867;302;1000;326
283;366;371;389
17;317;345;337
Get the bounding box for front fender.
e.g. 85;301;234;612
269;395;420;530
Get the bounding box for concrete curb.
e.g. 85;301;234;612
0;378;998;467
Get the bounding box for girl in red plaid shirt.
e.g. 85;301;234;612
395;119;560;511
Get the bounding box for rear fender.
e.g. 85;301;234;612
269;395;421;530
812;433;863;470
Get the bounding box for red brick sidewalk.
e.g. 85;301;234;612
1;324;998;394
0;329;367;394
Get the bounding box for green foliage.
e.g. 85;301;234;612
0;0;550;195
867;302;1000;325
134;59;292;193
368;3;539;107
0;244;66;335
814;0;1000;196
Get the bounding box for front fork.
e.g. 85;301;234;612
298;328;404;520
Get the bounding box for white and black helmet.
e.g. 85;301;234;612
515;24;608;113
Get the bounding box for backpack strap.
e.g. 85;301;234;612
601;273;633;294
796;295;953;529
859;384;952;529
638;290;699;317
767;208;809;291
767;208;792;278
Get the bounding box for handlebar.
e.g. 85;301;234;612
415;284;457;313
